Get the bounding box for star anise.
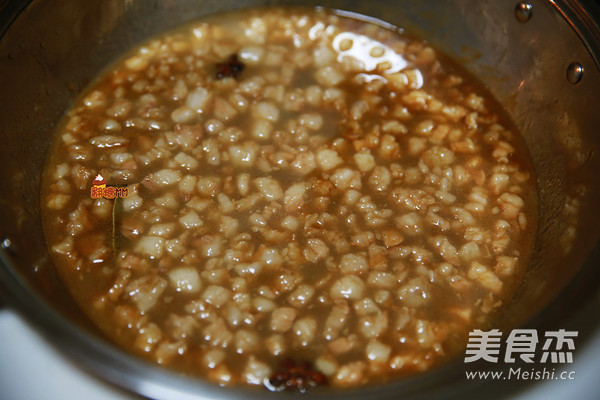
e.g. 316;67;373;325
215;54;245;79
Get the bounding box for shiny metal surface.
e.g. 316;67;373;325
0;0;599;399
515;1;534;22
567;61;585;83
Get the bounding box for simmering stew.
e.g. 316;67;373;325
41;7;537;391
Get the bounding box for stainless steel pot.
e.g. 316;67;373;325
1;0;599;399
